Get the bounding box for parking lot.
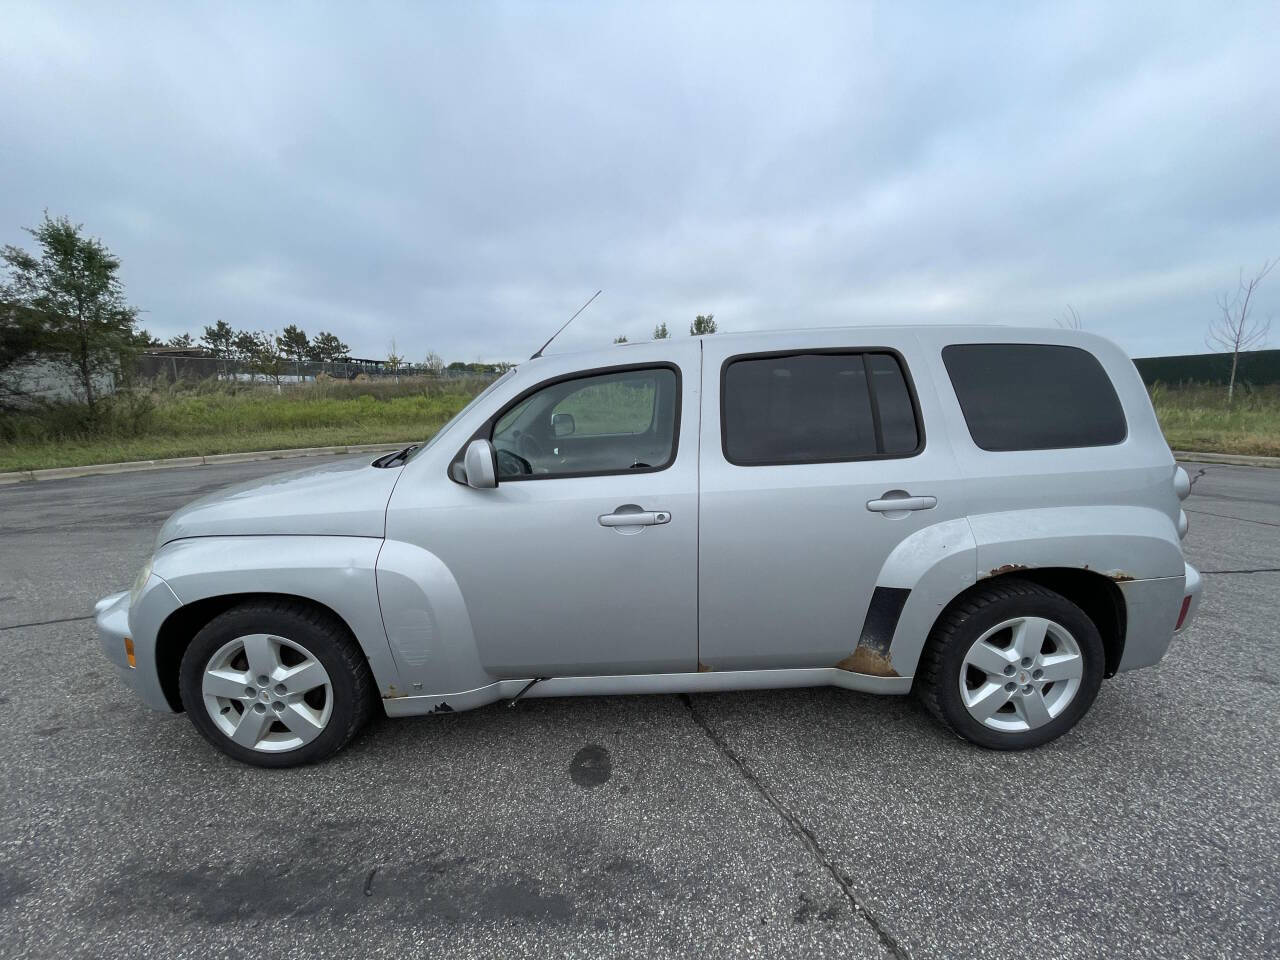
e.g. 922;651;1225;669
1;457;1276;959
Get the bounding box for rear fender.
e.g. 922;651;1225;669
881;507;1185;678
968;506;1184;582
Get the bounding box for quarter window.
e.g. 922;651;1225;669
722;352;921;465
942;343;1127;451
491;367;679;479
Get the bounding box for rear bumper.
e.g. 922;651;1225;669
1176;562;1202;633
1115;562;1202;673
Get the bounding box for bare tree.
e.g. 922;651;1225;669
422;350;444;376
386;339;404;381
249;331;287;389
1054;304;1082;330
1207;258;1276;402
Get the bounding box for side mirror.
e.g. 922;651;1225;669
552;412;576;438
463;439;498;489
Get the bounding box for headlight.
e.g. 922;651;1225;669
130;558;154;606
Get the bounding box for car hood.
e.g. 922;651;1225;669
156;454;401;547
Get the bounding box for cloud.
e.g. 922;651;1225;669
2;1;1277;361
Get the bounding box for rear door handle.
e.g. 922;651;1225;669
598;510;671;527
866;495;936;513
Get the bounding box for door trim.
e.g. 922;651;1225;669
382;666;914;716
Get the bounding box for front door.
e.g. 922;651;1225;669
696;333;965;672
414;341;702;678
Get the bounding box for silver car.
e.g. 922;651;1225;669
97;326;1202;766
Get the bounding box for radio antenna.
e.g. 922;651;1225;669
530;290;602;359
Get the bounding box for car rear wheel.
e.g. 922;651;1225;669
917;579;1105;750
178;600;375;767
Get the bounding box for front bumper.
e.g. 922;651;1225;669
95;575;184;712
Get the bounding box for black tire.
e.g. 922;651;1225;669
179;599;375;768
916;579;1105;750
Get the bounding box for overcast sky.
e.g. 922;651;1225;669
3;2;1278;361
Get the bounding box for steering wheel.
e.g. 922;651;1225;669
516;432;544;460
496;448;532;477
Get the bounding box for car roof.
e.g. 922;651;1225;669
530;323;1119;366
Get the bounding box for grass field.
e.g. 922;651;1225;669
1150;383;1280;457
0;378;489;472
0;377;1276;472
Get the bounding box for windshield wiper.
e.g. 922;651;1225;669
374;444;418;468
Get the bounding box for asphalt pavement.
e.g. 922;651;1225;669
0;458;1276;959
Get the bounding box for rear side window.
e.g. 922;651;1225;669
942;343;1127;451
722;351;921;465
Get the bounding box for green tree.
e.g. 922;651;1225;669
167;333;194;349
690;314;717;336
308;331;350;363
652;322;669;339
1;213;139;414
613;335;629;343
279;324;310;362
386;339;404;378
131;327;163;350
201;319;235;357
232;330;258;362
246;330;286;385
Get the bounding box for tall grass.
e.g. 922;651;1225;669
1148;381;1280;457
0;376;490;471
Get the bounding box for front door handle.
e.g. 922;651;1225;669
598;509;671;527
866;494;936;513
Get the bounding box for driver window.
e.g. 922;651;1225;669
491;367;679;479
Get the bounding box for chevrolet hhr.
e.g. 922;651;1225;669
96;326;1202;766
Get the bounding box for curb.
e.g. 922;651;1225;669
1172;450;1280;468
2;443;1276;486
0;442;413;486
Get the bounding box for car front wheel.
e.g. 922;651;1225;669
917;579;1105;750
178;600;375;767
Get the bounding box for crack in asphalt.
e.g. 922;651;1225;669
1201;568;1280;575
680;693;909;960
1184;508;1280;529
0;614;94;631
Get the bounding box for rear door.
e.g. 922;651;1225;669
696;331;966;672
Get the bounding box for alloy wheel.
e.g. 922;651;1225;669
958;616;1084;733
201;634;333;752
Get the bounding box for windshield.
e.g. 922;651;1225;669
403;368;517;462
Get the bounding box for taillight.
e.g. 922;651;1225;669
1173;466;1191;500
1175;595;1192;631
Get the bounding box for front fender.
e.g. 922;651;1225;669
374;539;491;701
151;535;400;697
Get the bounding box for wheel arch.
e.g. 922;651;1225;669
154;593;369;711
924;568;1127;682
